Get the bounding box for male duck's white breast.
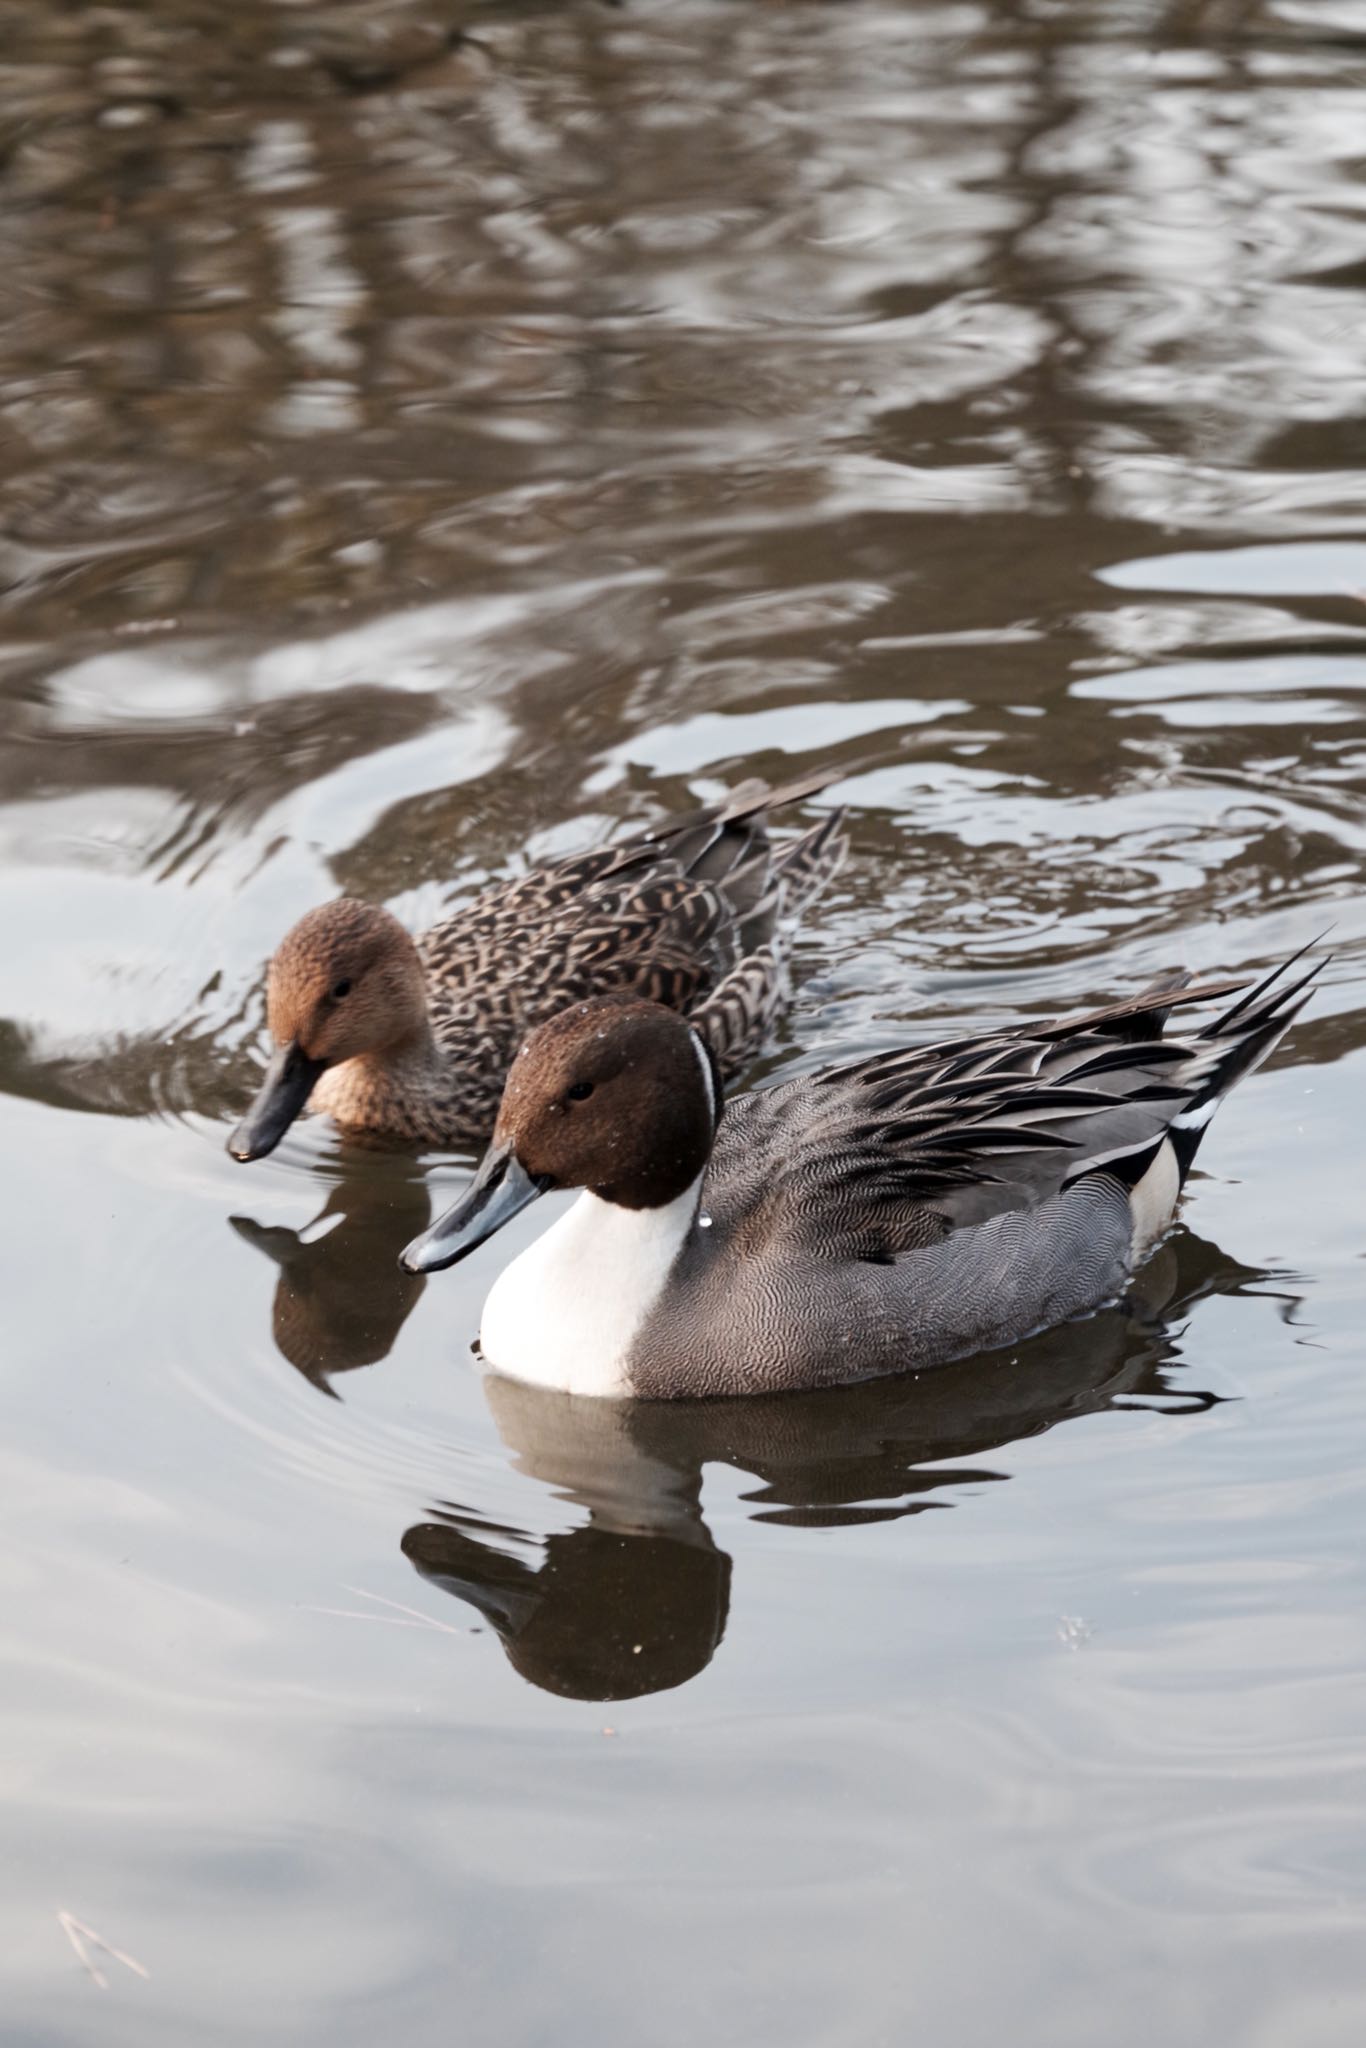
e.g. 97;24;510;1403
478;1179;703;1399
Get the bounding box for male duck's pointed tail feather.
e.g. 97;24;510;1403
1076;947;1326;1211
1165;943;1328;1178
1042;946;1327;1193
1003;945;1326;1212
723;940;1326;1257
1195;932;1325;1041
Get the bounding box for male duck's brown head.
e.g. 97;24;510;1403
228;899;428;1161
399;997;720;1274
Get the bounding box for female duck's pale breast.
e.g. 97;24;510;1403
311;1043;497;1144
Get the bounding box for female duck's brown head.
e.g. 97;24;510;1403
399;997;720;1273
228;900;428;1161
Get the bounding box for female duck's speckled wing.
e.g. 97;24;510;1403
420;772;847;1076
705;951;1325;1262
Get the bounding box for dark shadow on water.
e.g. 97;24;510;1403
402;1228;1279;1702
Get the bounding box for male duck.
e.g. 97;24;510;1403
399;948;1322;1398
228;773;846;1159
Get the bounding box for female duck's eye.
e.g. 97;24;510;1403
566;1080;594;1103
331;978;352;1000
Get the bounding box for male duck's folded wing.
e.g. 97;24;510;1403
714;948;1325;1258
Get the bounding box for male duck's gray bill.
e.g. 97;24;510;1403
399;1145;550;1274
227;1042;326;1162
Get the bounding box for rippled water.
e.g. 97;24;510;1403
4;2;1366;2041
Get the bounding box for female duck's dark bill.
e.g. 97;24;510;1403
227;1042;326;1162
399;1144;551;1273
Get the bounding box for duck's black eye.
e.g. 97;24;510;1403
566;1080;594;1102
331;978;352;1000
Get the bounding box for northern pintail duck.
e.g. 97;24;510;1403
227;773;846;1159
399;948;1322;1398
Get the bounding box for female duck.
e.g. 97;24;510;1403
400;951;1321;1398
228;773;844;1159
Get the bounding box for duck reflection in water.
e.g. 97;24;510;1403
230;1148;436;1395
403;1230;1276;1702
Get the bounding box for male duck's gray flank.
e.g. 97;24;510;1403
227;771;847;1159
400;946;1323;1400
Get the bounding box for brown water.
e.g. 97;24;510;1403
4;1;1366;2040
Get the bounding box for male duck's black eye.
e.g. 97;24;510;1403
331;978;352;1000
566;1080;594;1102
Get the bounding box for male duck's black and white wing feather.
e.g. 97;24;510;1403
708;949;1325;1262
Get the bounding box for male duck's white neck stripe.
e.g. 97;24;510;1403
478;1173;704;1399
690;1027;720;1129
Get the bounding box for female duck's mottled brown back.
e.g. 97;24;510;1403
227;773;846;1159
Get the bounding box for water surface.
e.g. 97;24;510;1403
4;3;1366;2042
